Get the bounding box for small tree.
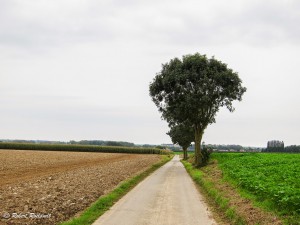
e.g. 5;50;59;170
167;123;194;160
150;53;246;167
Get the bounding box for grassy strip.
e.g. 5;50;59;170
181;160;246;225
60;155;173;225
172;151;195;155
0;142;170;154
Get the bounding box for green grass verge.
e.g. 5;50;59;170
172;151;195;155
60;155;173;225
181;160;246;225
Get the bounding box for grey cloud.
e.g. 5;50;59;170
1;0;299;51
0;1;117;49
230;1;300;45
155;1;300;47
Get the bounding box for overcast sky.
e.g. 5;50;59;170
1;0;299;147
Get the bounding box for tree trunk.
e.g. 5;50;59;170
183;147;188;160
194;126;203;167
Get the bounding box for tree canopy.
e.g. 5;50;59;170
167;123;194;160
150;53;246;166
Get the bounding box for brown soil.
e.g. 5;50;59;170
201;160;282;225
0;150;161;225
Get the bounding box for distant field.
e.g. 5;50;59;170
212;153;300;222
0;150;162;225
0;142;168;154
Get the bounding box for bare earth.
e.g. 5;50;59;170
0;150;161;225
93;155;217;225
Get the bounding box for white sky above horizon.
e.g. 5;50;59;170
1;0;299;147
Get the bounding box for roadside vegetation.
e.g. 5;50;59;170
173;151;194;155
0;142;170;154
183;152;300;225
60;155;173;225
182;159;247;225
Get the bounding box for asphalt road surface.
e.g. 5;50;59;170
93;155;217;225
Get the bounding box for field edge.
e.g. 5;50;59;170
181;159;245;225
59;154;173;225
211;153;300;225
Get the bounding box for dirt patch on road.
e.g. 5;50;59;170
0;150;161;225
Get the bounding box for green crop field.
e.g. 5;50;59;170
212;153;300;222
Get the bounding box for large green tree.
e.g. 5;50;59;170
167;123;194;160
149;53;246;167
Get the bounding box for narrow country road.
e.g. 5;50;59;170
93;155;217;225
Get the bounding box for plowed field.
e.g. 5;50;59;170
0;150;161;225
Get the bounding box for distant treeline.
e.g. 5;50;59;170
0;139;135;147
69;140;135;147
0;139;172;152
0;139;67;144
173;144;262;152
0;142;170;155
203;144;261;152
263;145;300;153
206;144;243;151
